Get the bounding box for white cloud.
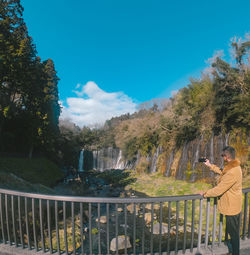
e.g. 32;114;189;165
60;81;137;127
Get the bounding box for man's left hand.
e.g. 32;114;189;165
199;191;204;196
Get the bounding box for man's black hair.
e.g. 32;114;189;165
222;146;236;159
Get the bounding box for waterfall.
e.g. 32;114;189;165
115;150;125;169
87;147;128;171
176;143;189;180
192;136;202;169
210;133;214;164
218;134;224;169
151;147;161;173
92;150;97;170
165;149;175;177
78;150;84;172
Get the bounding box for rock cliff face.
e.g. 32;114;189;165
79;131;249;181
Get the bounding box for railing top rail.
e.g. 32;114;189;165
0;188;201;203
0;187;249;204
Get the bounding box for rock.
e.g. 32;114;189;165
117;207;123;212
127;204;140;215
150;222;169;235
110;235;132;251
172;225;192;233
95;216;107;224
144;212;156;224
145;203;160;210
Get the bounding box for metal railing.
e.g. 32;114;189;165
0;187;250;254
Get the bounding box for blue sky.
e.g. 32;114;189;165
21;0;250;127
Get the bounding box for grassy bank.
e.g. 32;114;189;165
124;171;212;197
0;157;64;190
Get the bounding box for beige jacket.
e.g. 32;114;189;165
204;159;242;216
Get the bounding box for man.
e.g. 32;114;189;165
200;146;242;255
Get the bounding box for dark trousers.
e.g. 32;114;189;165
225;213;240;255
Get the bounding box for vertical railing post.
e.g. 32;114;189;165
55;200;60;254
190;200;195;253
47;200;53;254
197;198;203;253
106;203;110;255
167;201;171;255
5;194;10;245
25;197;31;249
18;196;24;248
63;201;68;255
98;202;101;255
141;203;145;255
182;200;187;254
71;202;76;255
0;193;6;244
11;195;17;246
159;202;163;255
205;198;210;249
242;192;248;239
88;203;92;255
124;203;128;255
32;198;38;251
80;202;84;255
39;199;45;252
133;203;136;255
115;203;118;255
175;201;179;254
212;197;217;249
150;202;154;255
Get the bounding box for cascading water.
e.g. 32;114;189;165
165;149;175;177
150;147;162;173
114;150;126;169
218;134;224;169
210;133;214;164
78;150;84;172
89;148;129;171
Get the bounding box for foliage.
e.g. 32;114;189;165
123;137;138;162
95;169;136;187
0;0;61;159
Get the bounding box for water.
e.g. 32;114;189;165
84;148;128;171
78;150;84;172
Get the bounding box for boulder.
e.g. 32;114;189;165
127;204;140;214
144;212;156;224
145;203;160;210
95;216;107;224
110;235;132;251
150;222;169;235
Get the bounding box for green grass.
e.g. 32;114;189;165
125;171;212;197
0;157;64;188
